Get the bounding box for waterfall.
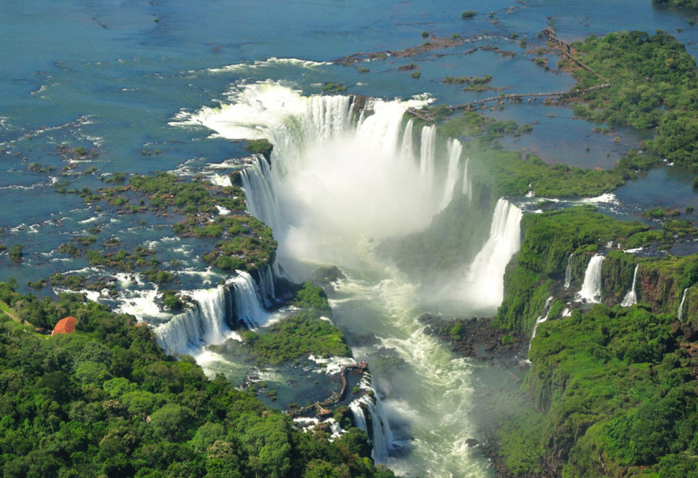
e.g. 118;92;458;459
528;296;554;357
211;173;233;187
400;118;415;165
564;253;573;289
155;286;234;355
621;265;639;307
455;198;523;309
461;156;472;202
577;254;605;303
419;125;436;186
258;264;276;307
229;271;268;327
240;155;281;234
679;288;689;323
348;375;393;463
439;138;462;211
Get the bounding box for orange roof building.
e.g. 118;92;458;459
52;316;77;335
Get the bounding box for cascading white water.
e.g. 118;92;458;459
258;264;276;307
179;81;500;474
210;173;233;187
461;156;472;202
679;288;689;323
229;270;268;327
621;265;639;307
564;253;573;289
577;254;605;303
528;296;554;356
240;155;281;234
452;198;523;309
439;138;462;211
419;125;436;187
155;286;232;355
400;118;415;165
349;375;393;463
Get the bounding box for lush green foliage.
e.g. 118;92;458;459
569;31;698;170
496;207;649;332
496;304;698;477
234;283;349;365
0;283;392;478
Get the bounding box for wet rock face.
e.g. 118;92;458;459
418;313;525;361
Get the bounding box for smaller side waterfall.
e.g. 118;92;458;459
211;173;233;187
621;265;639;307
240;155;281;234
419;125;436;185
461;157;472;202
258;264;276;307
528;296;554;357
564;253;574;289
458;198;523;308
400;118;415;165
439;139;462;211
349;375;393;463
577;254;605;303
229;271;268;327
678;288;689;323
155;286;233;355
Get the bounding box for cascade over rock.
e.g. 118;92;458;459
439;138;462;211
621;265;639;307
155;271;269;355
452;198;523;309
564;253;573;289
240;155;281;234
578;254;605;303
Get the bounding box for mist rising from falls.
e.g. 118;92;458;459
439;139;462;211
578;254;605;303
621;265;639;307
182;82;440;267
564;253;573;289
448;198;523;310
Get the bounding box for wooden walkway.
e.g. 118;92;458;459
405;27;612;119
452;83;612;110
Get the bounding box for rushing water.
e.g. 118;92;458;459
578;254;605;303
5;1;698;476
621;265;639;308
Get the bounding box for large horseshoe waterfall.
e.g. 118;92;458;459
174;82;524;475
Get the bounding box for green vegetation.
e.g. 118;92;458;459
495;304;698;477
653;0;698;7
568;31;698;170
410;71;421;79
215;283;349;365
7;244;23;264
243;138;273;157
0;281;393;477
462;10;476;18
495;207;650;333
321;83;348;94
98;173;275;274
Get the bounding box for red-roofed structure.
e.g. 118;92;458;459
52;316;77;335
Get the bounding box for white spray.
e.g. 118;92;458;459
621;265;639;308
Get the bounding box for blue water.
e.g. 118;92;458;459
4;1;698;475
